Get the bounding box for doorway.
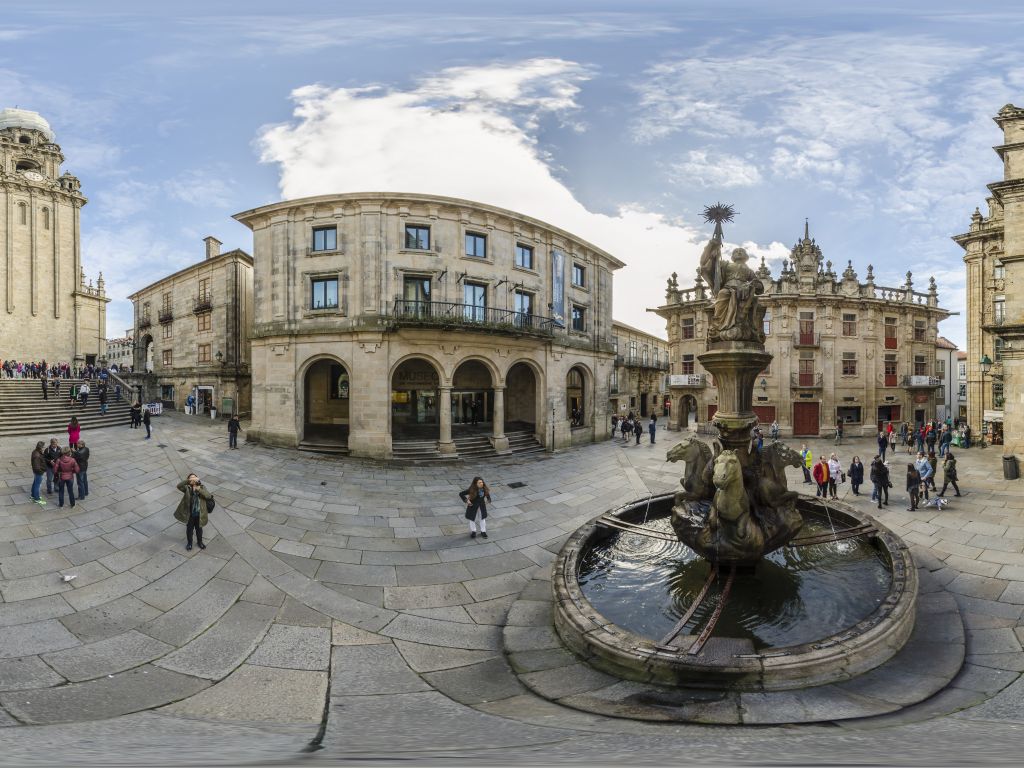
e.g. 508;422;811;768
195;386;214;416
876;404;901;432
792;402;820;436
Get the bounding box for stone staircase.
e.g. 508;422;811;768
391;429;545;463
390;439;451;463
506;429;545;457
0;378;133;438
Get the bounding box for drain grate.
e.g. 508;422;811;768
177;448;189;453
507;481;527;488
157;444;168;448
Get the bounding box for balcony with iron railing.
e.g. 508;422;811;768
901;375;942;389
791;372;823;388
665;373;706;388
392;300;555;337
192;292;213;314
792;331;820;348
158;308;174;324
622;355;669;371
138;314;152;330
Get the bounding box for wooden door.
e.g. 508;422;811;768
707;405;718;422
792;402;820;436
753;406;776;425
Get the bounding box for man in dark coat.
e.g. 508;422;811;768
174;473;213;551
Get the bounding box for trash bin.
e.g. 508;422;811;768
210;408;218;420
1003;455;1019;480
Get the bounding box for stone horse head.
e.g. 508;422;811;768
667;435;715;501
703;449;766;559
759;441;803;502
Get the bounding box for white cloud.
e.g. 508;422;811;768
257;59;706;338
672;149;762;188
165;168;236;208
92;180;157;221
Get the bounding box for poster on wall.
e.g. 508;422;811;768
550;248;565;328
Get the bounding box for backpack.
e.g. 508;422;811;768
206;494;215;513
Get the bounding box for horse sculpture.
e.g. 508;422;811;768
666;434;716;502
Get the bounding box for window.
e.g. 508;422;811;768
197;313;211;332
914;319;926;341
571;305;586;332
513;290;533;321
198;344;211;363
610;369;618;392
842;313;857;336
629;340;637;359
42;207;50;230
572;263;586;287
653;348;659;365
313;226;337;252
681;317;695;339
612;336;619;353
18;203;27;225
162;292;172;312
914;355;927;376
763;310;771;336
994;261;1005;279
959;362;967;378
884;317;897;349
405;224;430;250
329;364;349;399
993;380;1005;408
841;352;857;376
836;406;861;424
463;282;486;322
936;359;946;376
162;322;172;339
994;296;1006;324
311;277;339;310
958;383;967;399
515;243;534;269
162;349;172;366
642;346;649;366
160;385;175;401
681;354;695;375
884;353;897;386
198;277;210;299
465;232;487;258
995;337;1005;362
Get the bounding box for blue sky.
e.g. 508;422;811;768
4;0;1023;346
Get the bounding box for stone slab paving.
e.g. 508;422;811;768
0;415;1020;762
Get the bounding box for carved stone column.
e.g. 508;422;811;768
438;386;456;454
491;386;510;453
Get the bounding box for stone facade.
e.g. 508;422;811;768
233;192;623;458
610;321;669;421
954;104;1024;455
128;237;253;416
105;330;134;370
0;108;107;362
935;335;959;424
654;223;951;437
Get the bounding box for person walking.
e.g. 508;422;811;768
870;456;890;509
634;417;643;445
130;401;141;429
174;472;213;551
610;414;618;439
41;376;48;401
227;414;242;449
770;420;780;442
73;439;90;499
67;416;81;448
914;452;933;501
53;376;60;399
54;447;79;508
877;430;888;462
648;414;657;444
848;456;864;496
906;463;922;511
30;441;47;505
800;445;813;484
459;476;492;539
927;451;939;492
43;438;62;495
827;453;842;499
835;419;844;445
812;456;830;498
79;381;90;409
99;387;108;415
142;406;152;439
939;451;962;497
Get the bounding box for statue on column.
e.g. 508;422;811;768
699;238;766;345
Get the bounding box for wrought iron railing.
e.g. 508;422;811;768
138;314;152;330
793;332;820;347
622;355;669;371
193;292;213;314
392;300;556;335
158;308;174;324
791;372;823;388
901;375;941;388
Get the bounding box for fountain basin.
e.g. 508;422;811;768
553;493;917;692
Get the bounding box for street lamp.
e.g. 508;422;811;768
979;354;993;448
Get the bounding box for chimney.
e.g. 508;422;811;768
204;236;222;260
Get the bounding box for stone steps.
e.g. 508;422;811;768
0;379;134;437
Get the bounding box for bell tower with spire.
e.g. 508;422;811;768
0;107;107;362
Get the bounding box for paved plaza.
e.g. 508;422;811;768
1;415;1023;765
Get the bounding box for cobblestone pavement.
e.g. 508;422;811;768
0;415;1022;765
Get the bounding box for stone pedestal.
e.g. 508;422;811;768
698;346;772;453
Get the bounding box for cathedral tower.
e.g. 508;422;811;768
0;107;107;363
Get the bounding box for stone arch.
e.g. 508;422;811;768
505;359;543;434
390;355;443;440
566;363;593;427
299;354;352;449
451;358;495;429
137;333;154;373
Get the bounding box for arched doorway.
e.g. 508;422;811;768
138;334;154;373
391;358;440;440
681;395;698;429
566;366;586;426
451;360;493;432
303;358;350;448
506;362;538;432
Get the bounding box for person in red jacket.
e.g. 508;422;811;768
812;456;830;499
54;446;80;508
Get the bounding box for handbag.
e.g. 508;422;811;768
841;472;846;483
206;494;216;513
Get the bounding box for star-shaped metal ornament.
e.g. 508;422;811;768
701;202;736;241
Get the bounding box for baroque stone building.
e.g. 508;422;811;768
128;237;253;416
0;108;107;362
105;329;134;370
654;223;951;437
610;320;669;420
954;104;1024;453
233;192;622;458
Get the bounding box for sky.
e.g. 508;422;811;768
3;0;1023;347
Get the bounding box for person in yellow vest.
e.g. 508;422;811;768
800;444;813;484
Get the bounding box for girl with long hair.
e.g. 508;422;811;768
459;476;492;539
